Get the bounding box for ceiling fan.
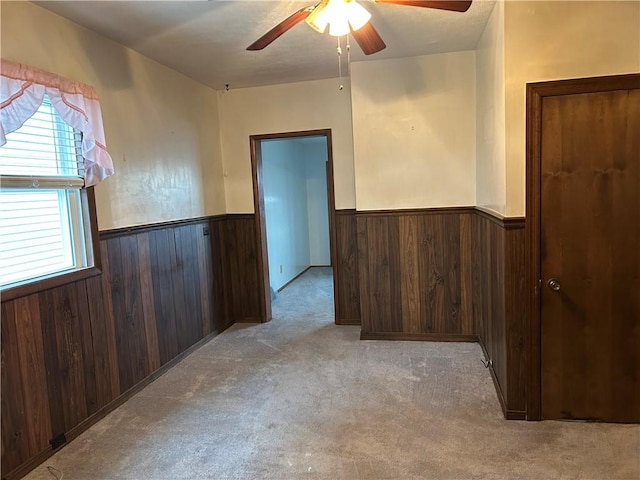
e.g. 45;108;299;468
247;0;472;56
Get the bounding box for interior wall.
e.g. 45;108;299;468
350;50;476;211
475;1;506;215
503;0;640;216
0;218;229;479
262;139;311;291
304;140;330;266
6;3;636;223
217;79;355;213
0;1;226;229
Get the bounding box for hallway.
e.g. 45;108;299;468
25;268;639;479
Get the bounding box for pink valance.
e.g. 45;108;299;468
0;59;114;186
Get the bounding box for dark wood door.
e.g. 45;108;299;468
540;85;640;422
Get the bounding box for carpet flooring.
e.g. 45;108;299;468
24;267;639;479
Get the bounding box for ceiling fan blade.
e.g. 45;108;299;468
247;6;314;50
351;23;386;55
373;0;472;12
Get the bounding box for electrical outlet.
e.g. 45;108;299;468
279;265;283;274
50;433;67;449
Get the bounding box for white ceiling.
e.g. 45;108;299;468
34;0;496;90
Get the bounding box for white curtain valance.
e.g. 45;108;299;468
0;59;114;186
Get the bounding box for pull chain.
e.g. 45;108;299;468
346;33;351;77
337;36;343;90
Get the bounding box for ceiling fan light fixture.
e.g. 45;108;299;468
249;0;471;54
306;0;371;37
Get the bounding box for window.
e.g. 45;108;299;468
0;95;95;291
0;59;114;298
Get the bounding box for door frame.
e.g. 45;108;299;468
249;129;338;323
525;73;640;420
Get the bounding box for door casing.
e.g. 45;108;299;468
525;73;640;420
250;129;338;323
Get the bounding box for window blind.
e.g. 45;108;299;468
0;95;83;178
0;190;74;286
0;95;84;288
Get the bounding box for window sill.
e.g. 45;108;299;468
0;265;102;302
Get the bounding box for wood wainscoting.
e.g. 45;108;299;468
353;206;526;419
334;210;361;325
2;207;529;478
473;209;527;419
356;208;476;340
0;214;260;480
215;215;261;323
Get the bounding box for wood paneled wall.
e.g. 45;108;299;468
353;207;526;418
2;207;528;479
1;215;260;479
356;209;476;340
473;210;527;419
334;210;360;325
214;215;261;323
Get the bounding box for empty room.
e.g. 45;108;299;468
1;1;638;479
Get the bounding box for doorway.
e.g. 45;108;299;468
250;129;338;323
526;74;640;422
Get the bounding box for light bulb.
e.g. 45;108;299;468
346;0;371;31
306;0;331;33
329;17;350;36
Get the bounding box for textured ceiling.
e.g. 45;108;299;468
35;0;495;90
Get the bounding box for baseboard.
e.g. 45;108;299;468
360;332;478;342
2;446;54;480
335;319;361;326
236;317;262;324
276;266;311;293
3;331;219;480
218;319;235;333
67;330;219;440
506;410;527;420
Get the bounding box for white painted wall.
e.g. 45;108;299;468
304;140;330;266
262;137;329;291
350;51;477;210
476;1;506;215
503;0;640;216
217;78;355;213
1;2;226;229
263;139;310;291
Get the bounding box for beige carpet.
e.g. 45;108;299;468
24;267;639;480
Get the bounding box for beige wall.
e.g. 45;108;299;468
217;79;356;213
5;2;637;222
1;2;226;229
350;51;476;211
504;1;640;217
476;1;506;215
